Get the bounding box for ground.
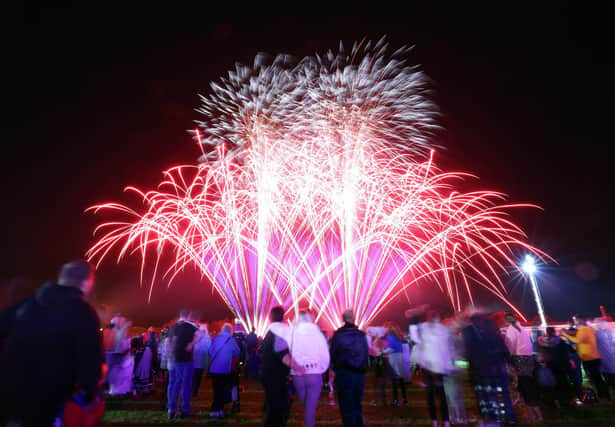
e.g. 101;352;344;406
102;369;615;426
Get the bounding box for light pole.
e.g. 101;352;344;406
521;254;547;329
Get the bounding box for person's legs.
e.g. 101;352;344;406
335;369;354;426
437;385;449;421
303;374;323;427
211;374;226;412
176;361;194;415
293;375;307;407
427;385;437;420
353;372;366;427
167;366;179;414
193;367;204;396
583;359;611;400
391;376;399;404
263;380;290;427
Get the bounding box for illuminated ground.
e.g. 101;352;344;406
103;369;615;426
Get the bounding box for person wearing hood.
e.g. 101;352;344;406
192;323;211;397
0;259;103;427
289;310;330;427
262;305;292;427
208;322;240;418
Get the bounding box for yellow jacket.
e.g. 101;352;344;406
562;326;600;361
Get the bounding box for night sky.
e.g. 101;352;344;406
3;3;614;327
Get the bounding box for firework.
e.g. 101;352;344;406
88;39;547;335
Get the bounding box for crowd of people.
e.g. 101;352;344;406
1;259;614;427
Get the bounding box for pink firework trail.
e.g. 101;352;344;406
88;39;549;335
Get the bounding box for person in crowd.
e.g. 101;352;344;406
406;305;428;386
594;318;615;390
289;310;330;427
262;305;292;427
158;327;170;409
503;312;543;421
561;318;584;402
538;326;573;407
461;306;517;425
366;326;388;406
134;330;156;395
330;309;369;427
418;310;454;427
442;317;467;425
245;326;260;379
167;309;199;419
0;259;104;427
193;323;211;397
208;322;240;418
383;321;409;406
230;324;247;412
562;314;611;402
107;315;134;396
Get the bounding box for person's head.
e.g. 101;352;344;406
179;309;191;321
546;326;556;337
200;323;209;334
296;310;313;324
342;309;355;324
504;312;516;325
426;310;441;323
221;323;233;334
595;317;610;331
189;310;201;323
251;327;255;334
270;306;285;323
574;314;587;327
58;259;95;295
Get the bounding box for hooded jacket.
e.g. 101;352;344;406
289;321;330;375
0;282;103;425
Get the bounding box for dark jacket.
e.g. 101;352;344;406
330;322;369;373
0;283;103;426
462;314;510;377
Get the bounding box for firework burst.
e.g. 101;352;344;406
88;38;547;335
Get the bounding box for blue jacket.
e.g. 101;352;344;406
208;331;240;374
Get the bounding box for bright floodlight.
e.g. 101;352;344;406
521;254;537;274
521;253;547;329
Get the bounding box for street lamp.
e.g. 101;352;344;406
521;254;547;329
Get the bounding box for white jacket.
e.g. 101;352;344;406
289;322;330;375
416;321;454;375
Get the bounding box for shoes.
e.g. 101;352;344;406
403;399;408;406
392;400;400;407
167;411;175;420
180;412;194;419
231;401;240;413
210;410;225;418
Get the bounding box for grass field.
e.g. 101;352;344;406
102;371;615;426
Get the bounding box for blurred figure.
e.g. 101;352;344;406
0;259;103;427
262;306;292;427
134;330;156;395
418;310;454;427
594;318;615;390
538;326;573;407
157;327;170;408
244;326;260;379
193;323;211;397
461;306;517;425
208;322;240;418
383;321;408;406
330;309;369;427
503;312;542;421
289;310;330;427
443;317;467;425
562;314;611;402
107;315;134;396
167;309;199;419
366;326;388;406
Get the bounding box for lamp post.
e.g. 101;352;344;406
521;254;547;330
